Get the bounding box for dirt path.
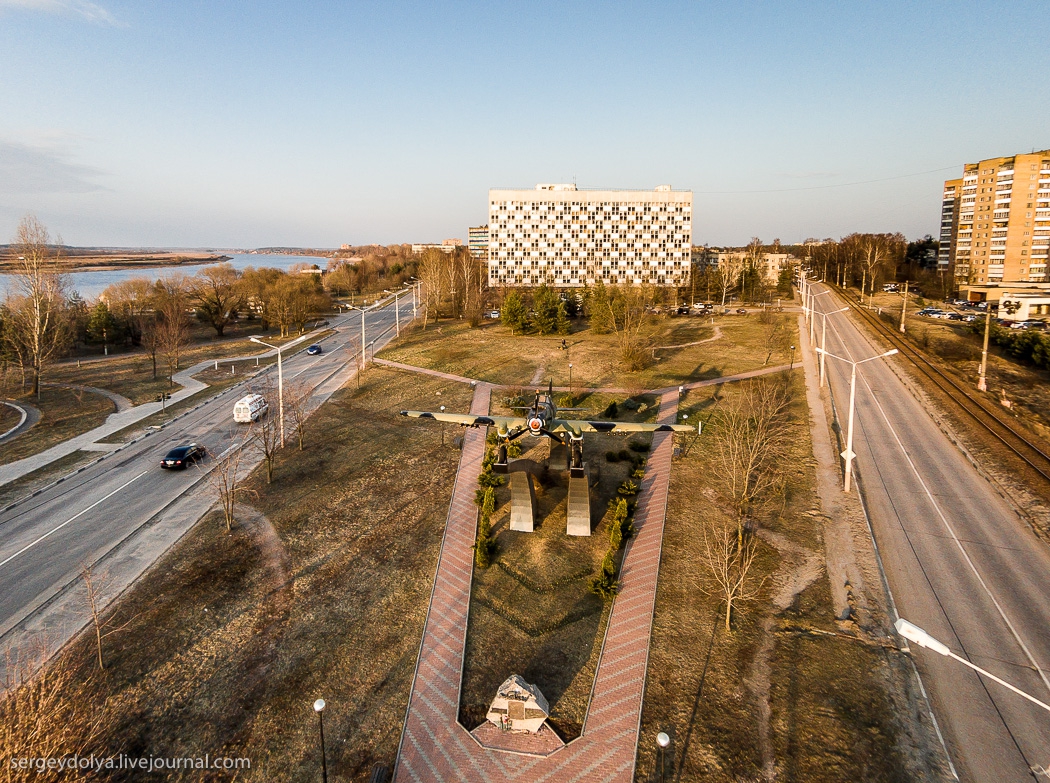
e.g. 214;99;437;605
746;529;825;781
652;324;723;351
42;382;133;412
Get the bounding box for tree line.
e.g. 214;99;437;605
0;216;332;396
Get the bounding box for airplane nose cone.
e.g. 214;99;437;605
528;417;542;432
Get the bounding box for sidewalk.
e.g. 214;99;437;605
393;384;682;782
0;341;307;486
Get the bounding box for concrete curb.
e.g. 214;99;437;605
0;402;28;441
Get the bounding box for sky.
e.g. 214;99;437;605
0;1;1047;248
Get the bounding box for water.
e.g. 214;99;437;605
1;253;329;301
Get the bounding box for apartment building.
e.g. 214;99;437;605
468;225;489;260
487;184;692;288
694;247;796;284
941;150;1050;284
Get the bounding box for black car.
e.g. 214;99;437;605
160;443;206;469
306;344;323;355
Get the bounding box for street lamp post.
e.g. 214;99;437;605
809;289;830;345
313;699;328;783
656;732;670;782
346;305;370;372
249;335;292;448
978;308;992;392
789;345;796;370
899;281;909;333
895;618;1050;713
815;347;899;492
568;363;573;401
817;306;850;388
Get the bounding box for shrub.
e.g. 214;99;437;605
622;398;641;411
507;441;522;458
617;449;630;462
628;441;650;453
605;451;619;463
602;401;619;419
632;468;646;480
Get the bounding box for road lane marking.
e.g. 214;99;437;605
0;470;149;570
821;293;1050;696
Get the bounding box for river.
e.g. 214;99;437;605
0;253;329;301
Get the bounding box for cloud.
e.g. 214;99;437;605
0;141;106;195
0;0;124;26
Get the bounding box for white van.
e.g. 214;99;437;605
233;394;269;423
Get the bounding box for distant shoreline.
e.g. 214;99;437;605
0;252;232;274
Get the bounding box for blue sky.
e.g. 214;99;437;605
0;0;1046;248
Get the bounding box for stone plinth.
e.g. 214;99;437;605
567;463;591;536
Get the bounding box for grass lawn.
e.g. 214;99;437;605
635;367;919;782
380;313;791;391
0;403;20;434
30;367;471;781
47;329;301;406
459;393;659;740
0;387;114;465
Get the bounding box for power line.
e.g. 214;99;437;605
694;165;960;195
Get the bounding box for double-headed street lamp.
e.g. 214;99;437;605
344;304;372;373
815;306;850;388
814;346;899;492
249;334;308;448
809;289;830;344
895;618;1050;713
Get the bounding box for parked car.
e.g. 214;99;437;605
160;443;206;470
306;344;323;355
676;306;690;315
488;310;500;319
736;308;748;315
234;393;269;423
946;313;964;321
964;314;978;322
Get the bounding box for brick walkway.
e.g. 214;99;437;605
394;387;681;783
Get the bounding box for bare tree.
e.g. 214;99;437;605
3;216;69;398
712;378;793;547
758;310;788;365
252;377;282;483
209;431;255;531
605;284;655;370
715;252;741;307
418;247;449;327
0;645;104;783
284;380;311;451
155;275;190;386
81;563;139;670
699;519;764;632
189;263;242;337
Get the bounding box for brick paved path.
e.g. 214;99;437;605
394;387;681;783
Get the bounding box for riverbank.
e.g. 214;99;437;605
0;251;230;273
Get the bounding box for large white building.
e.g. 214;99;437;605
487;184;693;287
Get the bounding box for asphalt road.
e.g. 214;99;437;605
814;284;1050;783
0;295;416;649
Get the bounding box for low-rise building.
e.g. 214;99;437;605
411;238;463;255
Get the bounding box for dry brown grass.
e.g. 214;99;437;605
0;387;113;465
380;314;790;391
31;367;471;781
636;370;915;782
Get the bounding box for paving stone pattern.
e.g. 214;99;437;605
394;386;681;782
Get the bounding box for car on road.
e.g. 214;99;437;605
160;443;206;470
306;344;323;355
736;308;748;315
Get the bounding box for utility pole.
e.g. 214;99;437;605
978;307;991;392
899;280;909;333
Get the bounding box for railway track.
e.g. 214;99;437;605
836;289;1050;486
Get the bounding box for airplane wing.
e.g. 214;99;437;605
550;419;697;434
399;411;526;429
